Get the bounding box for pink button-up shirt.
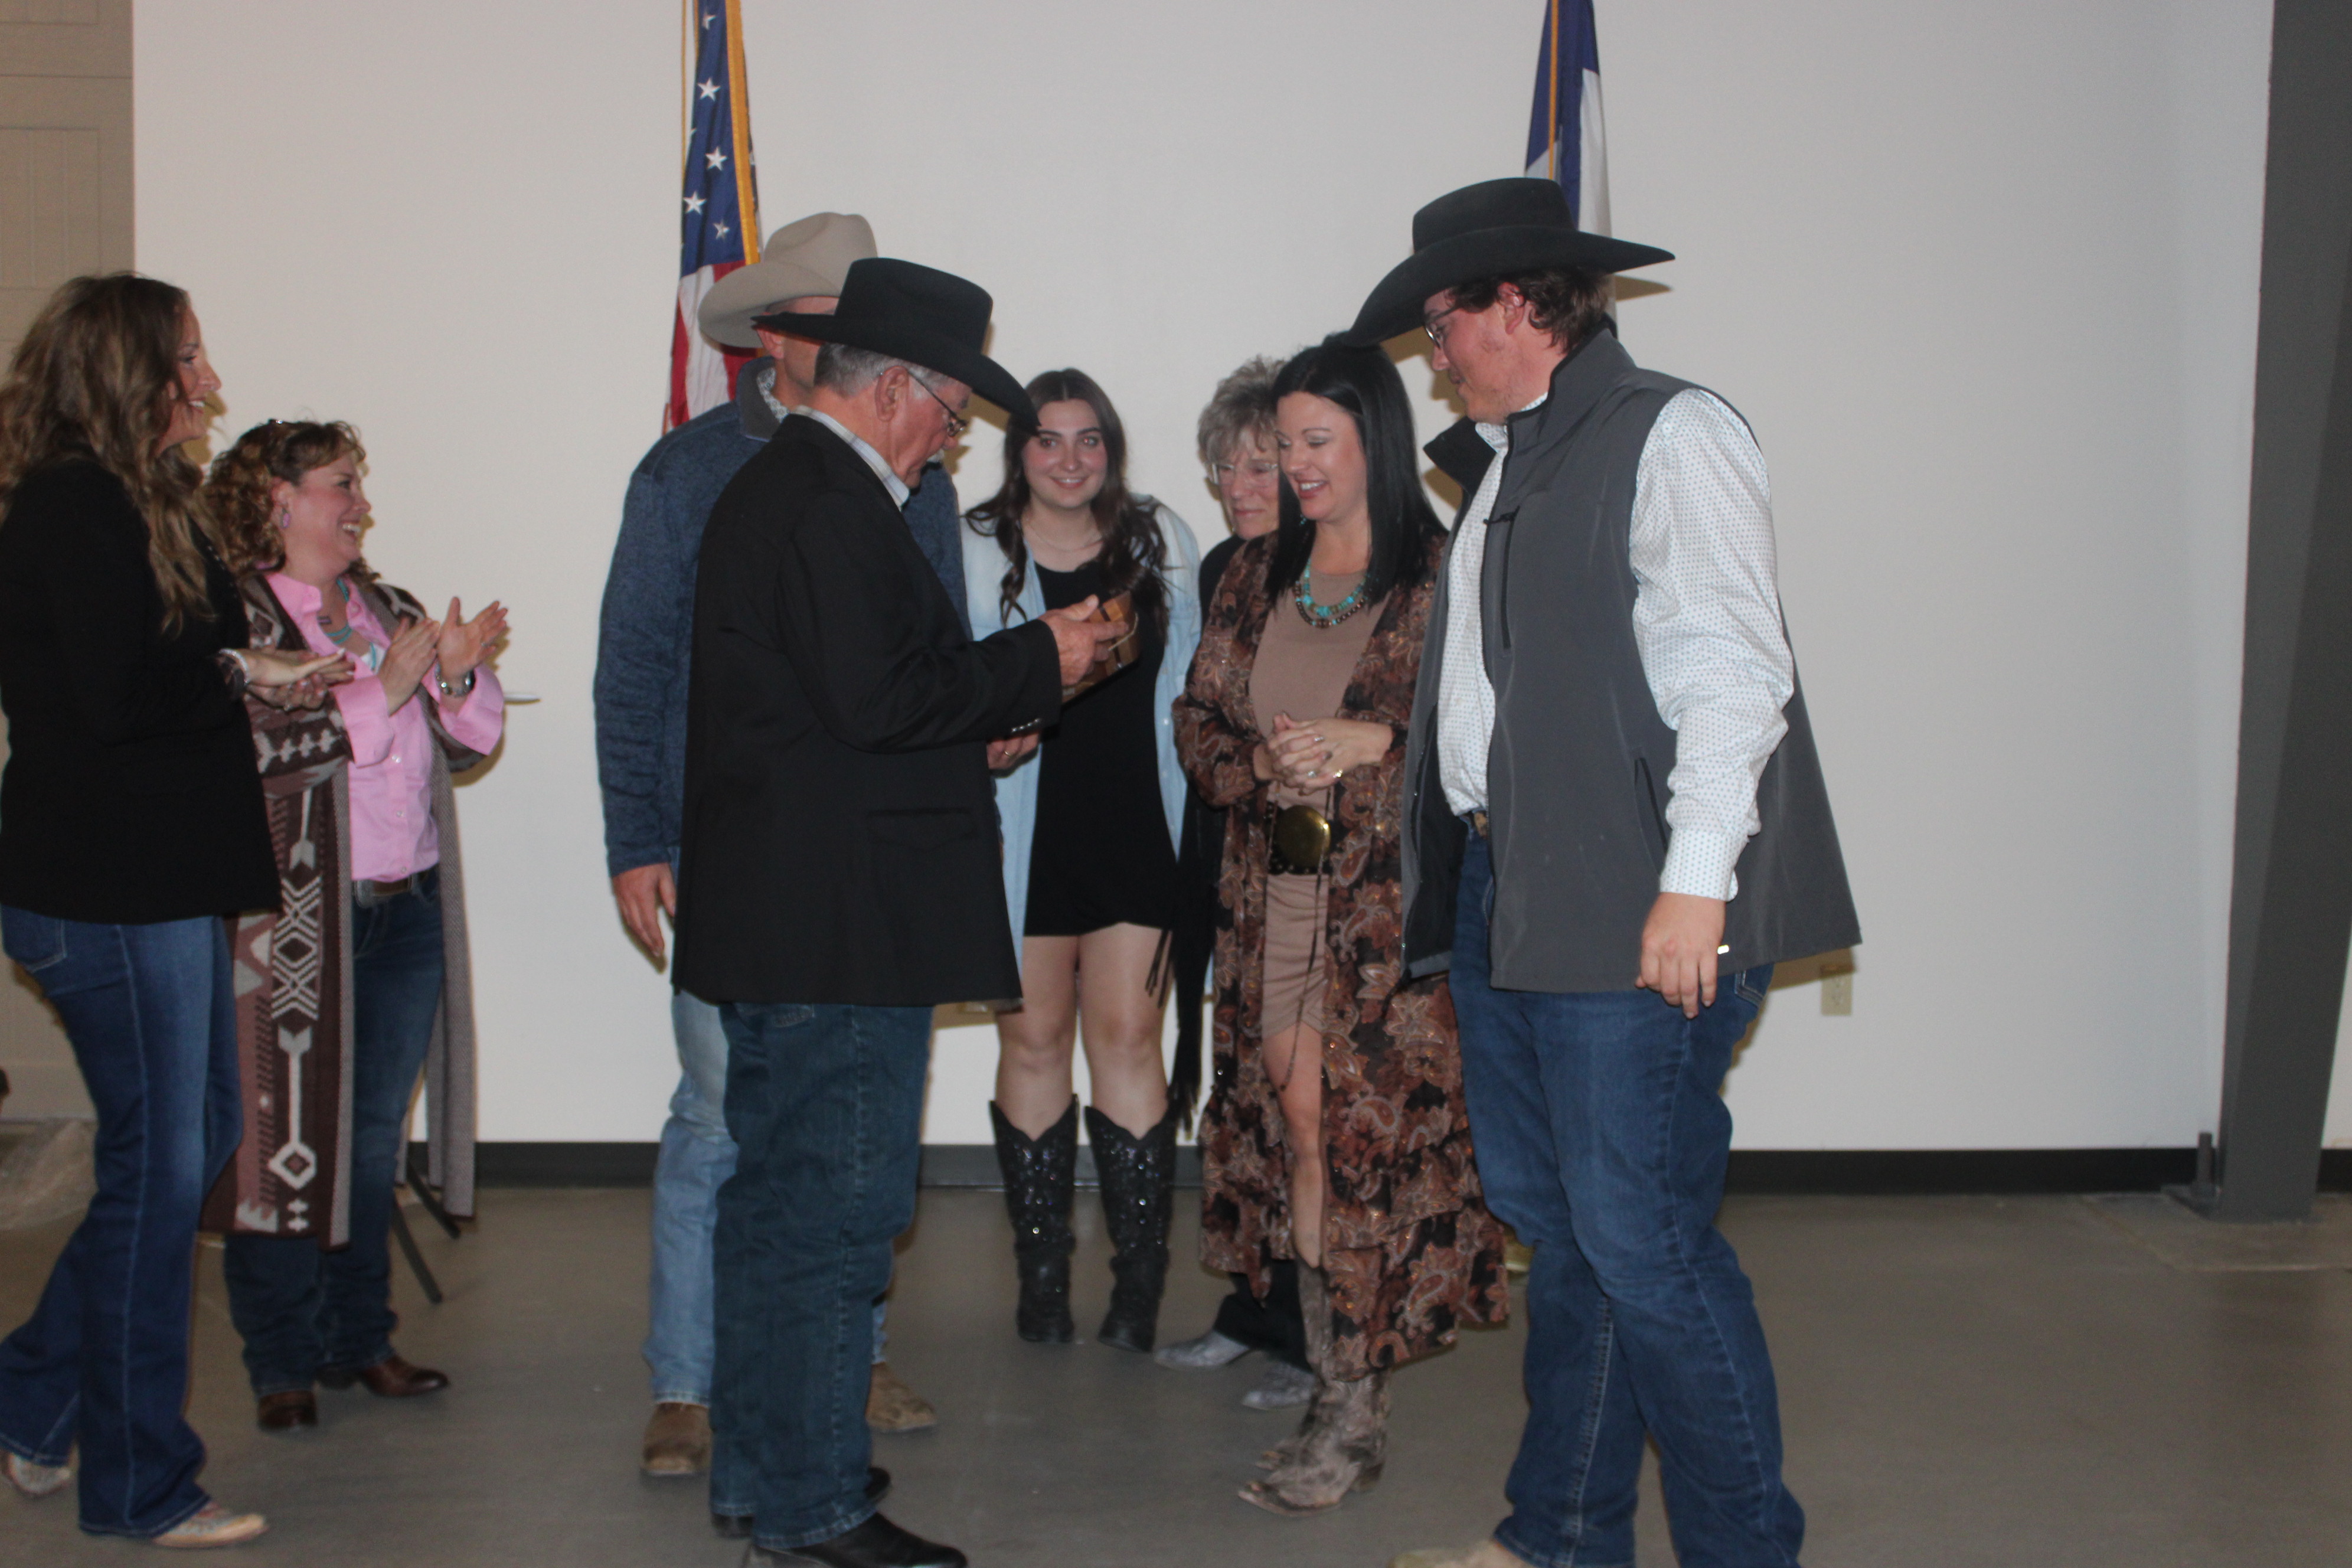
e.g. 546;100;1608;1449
269;573;505;883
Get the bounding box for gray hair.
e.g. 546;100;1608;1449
1195;354;1286;467
813;342;944;397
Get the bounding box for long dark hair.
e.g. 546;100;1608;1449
966;367;1168;643
0;273;221;632
1267;337;1443;606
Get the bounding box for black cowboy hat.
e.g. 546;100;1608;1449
754;257;1035;424
1342;178;1674;347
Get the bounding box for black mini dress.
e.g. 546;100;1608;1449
1023;559;1177;937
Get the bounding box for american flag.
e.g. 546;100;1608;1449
1525;0;1610;236
667;0;763;430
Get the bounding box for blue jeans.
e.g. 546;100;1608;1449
0;910;240;1538
221;871;445;1391
646;971;890;1408
709;1001;930;1550
645;990;738;1405
1452;832;1803;1568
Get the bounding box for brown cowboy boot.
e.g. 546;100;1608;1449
1243;1264;1389;1515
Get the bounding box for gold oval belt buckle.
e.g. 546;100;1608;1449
1270;803;1332;876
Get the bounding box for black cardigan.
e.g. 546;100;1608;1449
0;459;277;923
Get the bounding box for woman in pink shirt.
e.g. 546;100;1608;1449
202;420;507;1434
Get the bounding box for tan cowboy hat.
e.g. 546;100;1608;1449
697;211;877;349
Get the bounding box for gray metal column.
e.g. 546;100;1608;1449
2209;0;2352;1221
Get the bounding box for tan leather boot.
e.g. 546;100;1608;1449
1240;1265;1389;1516
866;1361;938;1432
641;1401;711;1476
1388;1542;1528;1568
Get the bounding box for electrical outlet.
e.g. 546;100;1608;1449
1821;971;1853;1016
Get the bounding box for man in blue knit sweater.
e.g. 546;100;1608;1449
594;213;963;1477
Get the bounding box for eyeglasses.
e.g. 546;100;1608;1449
1423;305;1462;348
1211;460;1280;489
909;372;969;440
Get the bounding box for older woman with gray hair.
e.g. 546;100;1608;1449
1154;354;1315;1413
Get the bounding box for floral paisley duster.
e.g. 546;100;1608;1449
1174;533;1506;1379
198;574;484;1244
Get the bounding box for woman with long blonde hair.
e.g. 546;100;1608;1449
0;273;339;1549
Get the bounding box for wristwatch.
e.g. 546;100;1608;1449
436;668;476;700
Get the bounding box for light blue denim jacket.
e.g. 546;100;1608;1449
962;503;1201;944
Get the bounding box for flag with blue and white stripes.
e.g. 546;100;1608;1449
1524;0;1610;236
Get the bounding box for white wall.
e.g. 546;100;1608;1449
89;0;2289;1149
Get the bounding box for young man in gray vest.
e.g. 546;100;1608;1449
594;213;956;1478
1353;179;1860;1568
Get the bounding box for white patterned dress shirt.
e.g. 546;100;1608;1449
1435;388;1794;903
792;400;910;507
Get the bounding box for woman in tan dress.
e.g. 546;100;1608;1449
1175;339;1507;1516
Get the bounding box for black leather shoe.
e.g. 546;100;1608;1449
746;1512;966;1568
715;1471;891;1538
317;1354;449;1397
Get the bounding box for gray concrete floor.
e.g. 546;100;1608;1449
1;1190;2348;1565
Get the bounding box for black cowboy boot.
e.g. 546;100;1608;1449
990;1099;1078;1344
1086;1104;1178;1353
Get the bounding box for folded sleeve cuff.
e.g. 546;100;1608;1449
1660;829;1743;903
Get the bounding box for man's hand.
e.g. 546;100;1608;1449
613;862;678;965
1637;891;1726;1019
986;733;1040;771
1040;595;1126;686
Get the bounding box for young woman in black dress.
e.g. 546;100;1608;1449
961;368;1200;1351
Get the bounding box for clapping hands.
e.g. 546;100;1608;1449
378;616;443;713
436;597;508;692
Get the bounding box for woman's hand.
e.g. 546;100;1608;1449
378;616;443;713
1269;717;1394;789
249;667;344;711
435;597;508;688
1252;713;1294;782
242;648;351;691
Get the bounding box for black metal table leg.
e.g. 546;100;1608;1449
404;1148;462;1240
388;1202;444;1305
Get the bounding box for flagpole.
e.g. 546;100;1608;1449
681;0;694;183
1547;0;1562;182
723;0;761;262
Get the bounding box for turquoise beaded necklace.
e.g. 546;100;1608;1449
319;578;383;672
1292;567;1368;629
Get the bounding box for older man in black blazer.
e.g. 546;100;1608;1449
675;259;1119;1568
